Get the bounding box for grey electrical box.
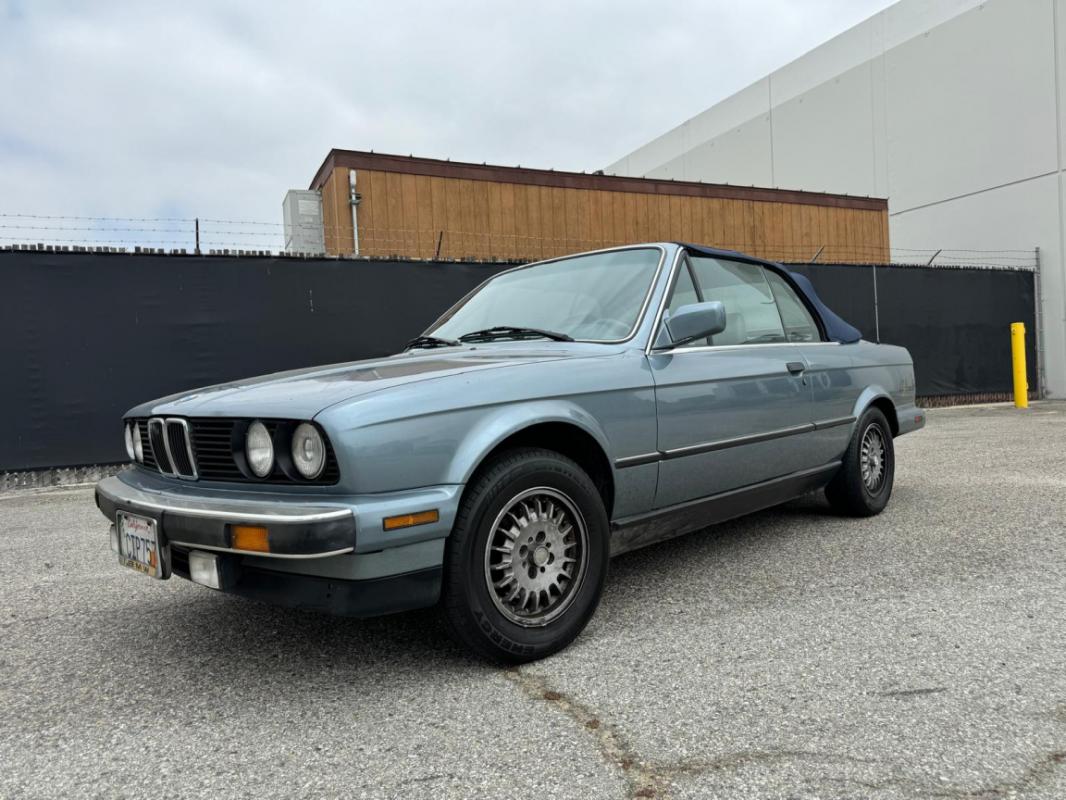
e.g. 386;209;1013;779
282;190;325;254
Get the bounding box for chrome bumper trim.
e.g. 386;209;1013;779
96;475;352;525
169;541;354;560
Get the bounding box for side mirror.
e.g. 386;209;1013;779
654;301;727;349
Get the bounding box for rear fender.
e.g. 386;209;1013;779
852;386;898;433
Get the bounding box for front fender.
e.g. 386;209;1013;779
320;399;621;494
445;400;614;485
316;349;655;496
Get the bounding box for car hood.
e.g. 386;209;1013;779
130;344;617;419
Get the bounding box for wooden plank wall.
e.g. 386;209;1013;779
321;169;889;264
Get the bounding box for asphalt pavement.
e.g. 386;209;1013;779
1;403;1065;799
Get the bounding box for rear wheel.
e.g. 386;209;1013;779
825;407;895;517
441;447;609;663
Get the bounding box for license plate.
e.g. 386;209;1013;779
117;511;166;579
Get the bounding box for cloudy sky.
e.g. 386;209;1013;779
0;0;894;247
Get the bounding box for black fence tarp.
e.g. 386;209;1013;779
787;263;1037;398
0;252;1036;471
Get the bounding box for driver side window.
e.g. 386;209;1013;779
688;256;786;346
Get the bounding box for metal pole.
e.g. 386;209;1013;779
1033;247;1046;399
926;249;942;266
349;170;360;256
194;218;201;255
1011;322;1029;408
872;263;881;344
809;245;825;264
434;231;444;261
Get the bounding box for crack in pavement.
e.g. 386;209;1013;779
919;750;1066;799
847;748;1066;799
504;668;665;798
876;687;949;699
504;669;880;799
797;746;1066;799
506;670;1066;798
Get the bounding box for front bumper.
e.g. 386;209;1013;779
96;474;358;557
95;469;460;617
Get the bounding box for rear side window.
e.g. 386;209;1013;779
688;256;786;346
764;270;822;342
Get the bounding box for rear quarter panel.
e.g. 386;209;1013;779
802;341;917;464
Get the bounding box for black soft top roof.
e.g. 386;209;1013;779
677;243;862;344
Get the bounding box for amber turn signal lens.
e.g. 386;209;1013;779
231;524;270;552
382;509;439;531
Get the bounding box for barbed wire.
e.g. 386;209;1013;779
199;217;285;226
0;243;1036;269
0;213;1042;251
0;213;1039;270
0;212;194;222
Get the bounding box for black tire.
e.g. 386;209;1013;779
825;407;895;517
441;447;610;664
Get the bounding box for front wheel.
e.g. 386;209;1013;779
441;447;609;663
825;407;895;517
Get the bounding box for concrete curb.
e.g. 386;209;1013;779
1;464;125;494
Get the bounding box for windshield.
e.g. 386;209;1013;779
429;248;662;342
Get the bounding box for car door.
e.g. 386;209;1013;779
760;268;860;467
648;253;818;509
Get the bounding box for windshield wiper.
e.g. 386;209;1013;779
405;334;460;350
458;326;574;343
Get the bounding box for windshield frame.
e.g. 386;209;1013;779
422;244;668;346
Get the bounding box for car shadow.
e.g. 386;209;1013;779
89;491;863;677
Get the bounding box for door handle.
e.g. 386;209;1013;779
786;361;806;375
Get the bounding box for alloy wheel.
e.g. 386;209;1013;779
484;487;589;627
860;423;888;493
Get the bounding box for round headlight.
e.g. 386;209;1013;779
291;423;326;479
132;423;144;463
245;421;274;478
124;423;135;461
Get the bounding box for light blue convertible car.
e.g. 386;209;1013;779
96;243;924;662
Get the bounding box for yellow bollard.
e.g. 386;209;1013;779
1011;322;1029;409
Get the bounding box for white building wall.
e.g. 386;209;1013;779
605;0;1066;397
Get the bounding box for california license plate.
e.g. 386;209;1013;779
117;511;166;579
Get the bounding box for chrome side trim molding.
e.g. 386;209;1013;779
813;415;856;430
170;541;355;560
614;422;820;469
661;423;815;460
652;342;805;356
650;341;845;356
614;452;660;469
